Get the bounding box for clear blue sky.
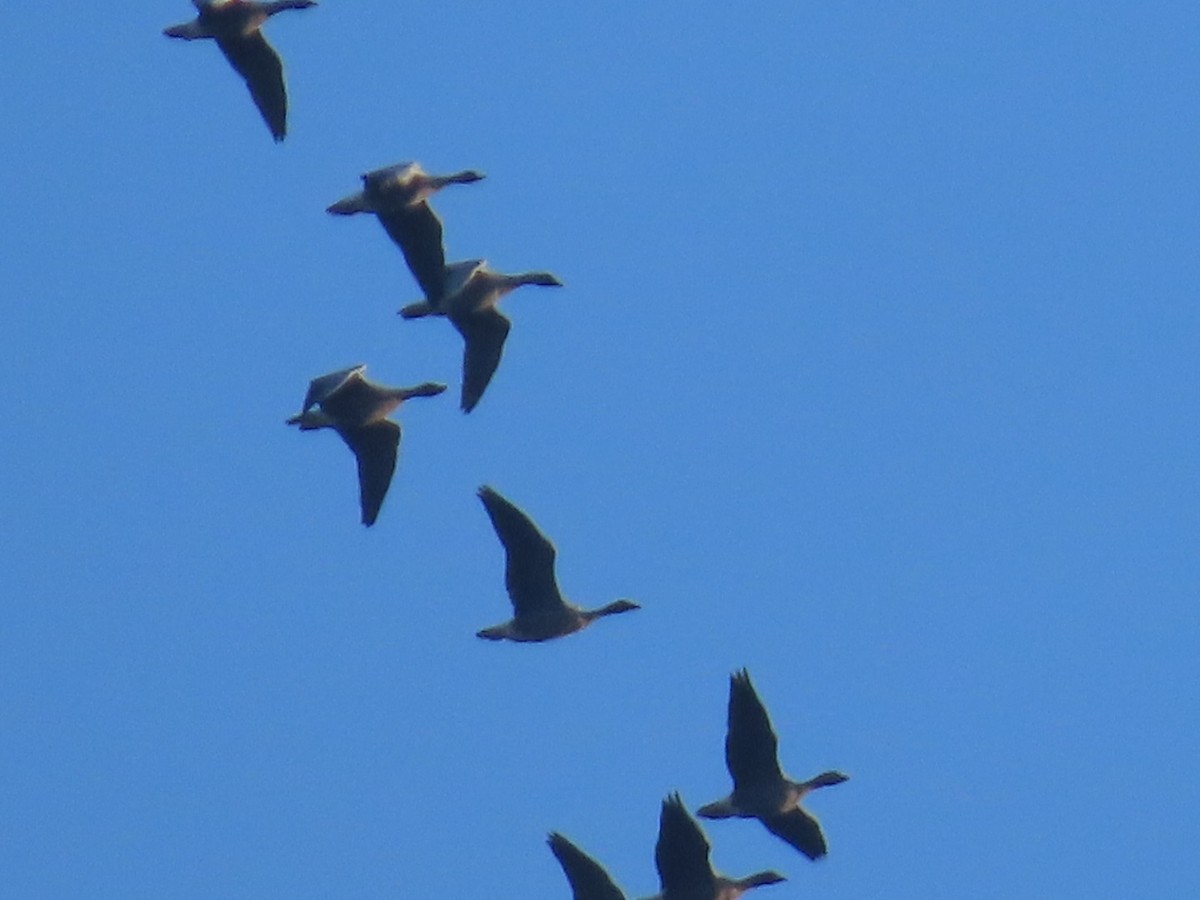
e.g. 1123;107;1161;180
2;2;1198;897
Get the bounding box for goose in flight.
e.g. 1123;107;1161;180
698;670;847;860
474;486;639;641
164;0;317;142
547;833;628;900
286;365;445;526
327;161;485;305
400;260;562;412
651;794;786;900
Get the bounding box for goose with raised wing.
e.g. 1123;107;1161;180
698;670;847;860
651;794;785;900
474;486;638;642
164;0;316;142
327;161;485;304
286;365;445;526
400;260;562;413
548;833;628;900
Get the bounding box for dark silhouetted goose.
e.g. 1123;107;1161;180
547;833;627;900
652;794;786;900
164;0;316;141
697;670;847;860
474;486;639;642
400;259;562;413
286;365;445;526
327;162;484;305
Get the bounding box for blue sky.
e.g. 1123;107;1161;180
2;1;1198;897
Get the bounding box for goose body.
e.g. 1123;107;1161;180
651;794;786;900
286;365;445;526
400;260;563;413
474;486;638;642
548;833;628;900
164;0;317;142
697;670;847;860
327;162;485;304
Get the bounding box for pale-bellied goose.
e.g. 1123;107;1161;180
286;365;445;526
547;833;628;900
652;794;786;900
474;486;639;642
400;259;562;413
164;0;316;142
327;161;484;305
697;670;847;860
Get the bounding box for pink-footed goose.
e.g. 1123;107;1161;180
698;670;847;860
400;259;562;413
475;486;638;642
651;794;786;900
327;161;485;305
286;365;445;526
164;0;317;141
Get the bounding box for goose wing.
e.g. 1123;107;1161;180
376;202;447;305
727;670;785;791
452;306;510;413
442;259;485;299
301;365;365;414
319;370;388;427
763;807;828;860
655;794;717;895
547;833;627;900
216;30;288;141
477;486;561;616
362;161;418;189
337;420;399;526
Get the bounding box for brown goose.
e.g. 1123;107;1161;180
475;486;639;642
286;365;445;526
327;161;485;305
652;794;785;900
400;259;562;413
163;0;316;142
697;670;847;860
547;833;627;900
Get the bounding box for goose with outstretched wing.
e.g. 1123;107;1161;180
474;486;639;641
164;0;316;141
286;365;445;526
698;670;848;860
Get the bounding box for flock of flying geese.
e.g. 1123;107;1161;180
164;2;847;896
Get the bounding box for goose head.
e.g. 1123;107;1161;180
736;871;787;890
517;271;564;287
590;599;641;619
398;382;448;401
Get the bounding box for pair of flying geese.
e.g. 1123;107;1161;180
164;3;847;896
325;159;563;416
